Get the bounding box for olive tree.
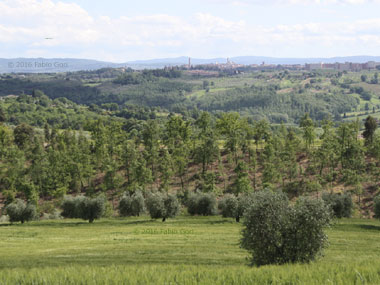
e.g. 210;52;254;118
5;199;37;224
374;196;380;219
322;192;353;218
119;191;145;217
241;190;331;266
61;195;106;223
187;192;217;216
218;194;248;222
145;192;180;222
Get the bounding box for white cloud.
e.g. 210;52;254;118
1;0;380;60
207;0;380;4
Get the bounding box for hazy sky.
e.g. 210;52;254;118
1;0;380;62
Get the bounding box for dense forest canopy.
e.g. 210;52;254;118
1;67;380;218
1;68;379;124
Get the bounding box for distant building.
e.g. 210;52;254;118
337;62;350;71
305;63;323;71
305;61;380;71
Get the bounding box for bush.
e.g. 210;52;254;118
187;192;217;216
218;194;248;222
41;209;62;220
61;196;84;219
5;199;37;224
146;192;180;222
61;196;106;223
322;192;353;218
79;196;106;223
0;215;9;223
241;191;331;266
374;196;380;219
119;191;145;217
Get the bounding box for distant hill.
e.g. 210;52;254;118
1;56;380;73
125;55;380;67
231;56;380;65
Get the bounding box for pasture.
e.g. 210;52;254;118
1;217;380;284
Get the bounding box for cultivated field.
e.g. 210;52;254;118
1;217;380;284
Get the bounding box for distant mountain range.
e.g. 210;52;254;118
1;56;380;73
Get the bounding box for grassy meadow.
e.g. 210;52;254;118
1;217;380;284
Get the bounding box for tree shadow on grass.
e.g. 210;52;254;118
205;219;236;225
23;221;90;228
357;224;380;231
1;219;157;228
120;219;156;225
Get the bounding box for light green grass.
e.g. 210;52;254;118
189;87;231;98
1;217;380;284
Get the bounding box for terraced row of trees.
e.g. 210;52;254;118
1;108;380;217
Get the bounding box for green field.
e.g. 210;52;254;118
1;217;380;284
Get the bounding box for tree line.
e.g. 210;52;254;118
0;111;380;217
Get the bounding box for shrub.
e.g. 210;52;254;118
187;192;217;216
61;196;84;219
5;199;37;224
0;215;9;223
79;196;106;223
102;200;114;218
218;194;248;222
146;192;180;222
374;196;380;219
322;192;353;218
41;209;62;220
119;191;145;217
61;196;106;223
241;191;331;266
219;194;238;218
163;194;180;222
284;197;332;263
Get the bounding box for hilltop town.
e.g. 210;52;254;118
183;57;380;72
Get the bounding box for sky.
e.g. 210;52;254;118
1;0;380;62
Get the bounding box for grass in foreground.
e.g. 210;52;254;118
0;216;380;284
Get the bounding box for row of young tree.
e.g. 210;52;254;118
2;189;372;267
1;111;380;215
2;190;355;224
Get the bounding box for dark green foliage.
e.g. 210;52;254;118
80;196;106;223
322;192;353;218
1;94;120;130
145;192;164;219
218;194;247;222
145;192;180;222
13;124;34;149
61;196;106;223
0;107;6;122
163;194;180;222
61;196;86;219
187;192;217;216
0;69;362;123
114;69;181;84
286;197;332;263
374;196;380;219
219;194;238;218
363;116;377;145
232;162;253;194
350;86;372;101
241;191;331;266
5;199;37;224
119;191;145;217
